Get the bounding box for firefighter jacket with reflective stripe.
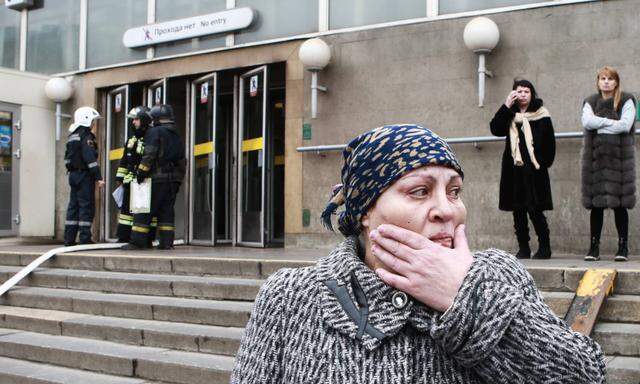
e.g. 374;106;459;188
116;132;146;184
138;123;186;183
64;126;102;180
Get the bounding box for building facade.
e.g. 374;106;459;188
0;0;638;253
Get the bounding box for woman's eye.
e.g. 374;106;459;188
449;187;462;199
409;187;429;197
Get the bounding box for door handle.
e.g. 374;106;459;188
13;149;20;159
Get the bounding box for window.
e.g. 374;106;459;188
0;5;20;69
329;0;425;30
155;0;227;57
439;0;545;14
87;0;147;68
26;0;80;74
235;0;318;45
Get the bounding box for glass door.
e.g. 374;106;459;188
237;66;268;247
148;79;166;107
189;73;217;244
105;85;129;240
0;103;19;237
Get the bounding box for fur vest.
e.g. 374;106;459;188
581;92;637;209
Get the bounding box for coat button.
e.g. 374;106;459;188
391;291;408;309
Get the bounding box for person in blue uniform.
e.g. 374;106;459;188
123;104;185;250
63;107;104;246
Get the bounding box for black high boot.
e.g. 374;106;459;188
516;242;531;259
614;238;629;262
532;237;552;259
584;237;600;261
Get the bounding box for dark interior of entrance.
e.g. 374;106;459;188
101;63;285;247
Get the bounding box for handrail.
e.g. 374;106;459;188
296;129;640;153
0;239;185;296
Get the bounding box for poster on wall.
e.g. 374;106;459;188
155;87;162;105
114;94;122;112
250;75;258;97
200;82;209;104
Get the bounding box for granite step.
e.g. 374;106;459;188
0;286;253;327
0;355;162;384
606;356;640;384
0;305;243;356
0;328;234;384
592;322;640;357
541;291;640;323
0;251;311;278
0;265;263;301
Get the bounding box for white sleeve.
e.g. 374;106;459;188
597;99;637;135
581;103;613;130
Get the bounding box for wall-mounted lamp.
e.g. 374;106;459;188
298;38;331;119
44;77;74;141
463;17;500;108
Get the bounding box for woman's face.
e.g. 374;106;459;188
515;86;532;107
361;165;466;256
598;73;617;94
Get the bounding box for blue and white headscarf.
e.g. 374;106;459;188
321;124;463;237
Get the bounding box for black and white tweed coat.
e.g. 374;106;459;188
231;237;605;383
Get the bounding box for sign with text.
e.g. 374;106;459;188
114;94;122;112
154;87;162;105
123;7;254;48
200;82;209;104
250;75;258;97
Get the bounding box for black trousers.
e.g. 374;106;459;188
116;183;157;243
590;208;628;240
130;182;180;248
513;208;550;245
64;171;95;245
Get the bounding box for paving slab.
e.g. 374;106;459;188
606;356;640;384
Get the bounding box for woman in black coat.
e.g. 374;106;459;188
490;79;556;259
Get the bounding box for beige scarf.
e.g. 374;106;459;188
510;106;550;170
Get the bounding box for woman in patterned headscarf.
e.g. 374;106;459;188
231;124;604;384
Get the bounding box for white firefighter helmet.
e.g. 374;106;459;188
69;106;101;132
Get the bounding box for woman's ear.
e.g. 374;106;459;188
361;214;370;231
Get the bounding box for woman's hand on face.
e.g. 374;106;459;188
505;90;518;108
370;224;474;313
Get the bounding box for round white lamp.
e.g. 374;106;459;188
463;17;500;107
45;77;74;141
299;38;331;118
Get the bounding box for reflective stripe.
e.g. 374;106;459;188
88;162;98;168
65;220;78;225
118;219;133;226
68;135;81;142
132;225;150;233
78;221;92;226
158;225;174;231
138;164;150;172
119;214;133;220
64;159;71;164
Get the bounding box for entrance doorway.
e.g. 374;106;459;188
0;103;20;237
102;63;285;247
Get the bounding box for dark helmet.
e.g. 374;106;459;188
127;106;152;128
149;104;174;125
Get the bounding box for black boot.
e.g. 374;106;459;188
614;238;629;262
584;237;600;261
121;243;147;251
515;242;531;259
532;239;552;259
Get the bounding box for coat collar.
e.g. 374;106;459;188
317;237;439;350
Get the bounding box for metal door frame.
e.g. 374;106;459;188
237;66;268;247
189;72;218;245
147;79;167;107
104;85;129;241
0;102;20;237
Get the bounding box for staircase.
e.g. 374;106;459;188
0;249;636;383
